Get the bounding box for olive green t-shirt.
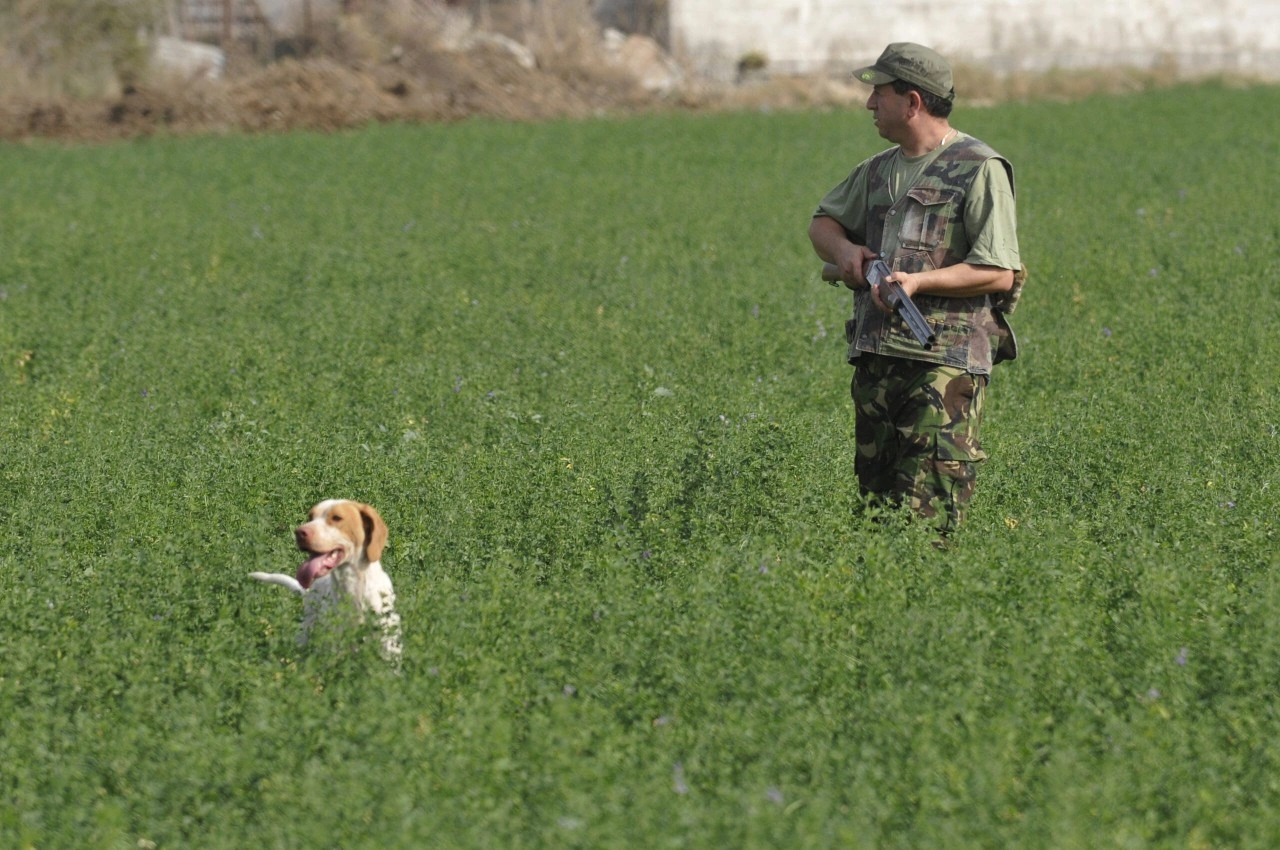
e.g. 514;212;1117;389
815;132;1021;270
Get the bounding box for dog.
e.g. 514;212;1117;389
250;499;401;660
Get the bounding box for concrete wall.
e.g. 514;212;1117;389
669;0;1280;81
255;0;342;35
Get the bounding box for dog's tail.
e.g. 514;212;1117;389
249;572;305;595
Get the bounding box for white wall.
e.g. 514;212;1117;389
254;0;343;35
669;0;1280;81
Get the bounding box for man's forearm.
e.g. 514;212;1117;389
904;263;1014;299
809;215;854;263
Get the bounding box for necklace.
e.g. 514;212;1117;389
890;130;958;203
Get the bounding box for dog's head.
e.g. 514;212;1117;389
294;500;388;590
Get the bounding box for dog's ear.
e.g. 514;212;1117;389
358;502;388;563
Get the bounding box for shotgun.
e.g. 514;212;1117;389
823;259;936;350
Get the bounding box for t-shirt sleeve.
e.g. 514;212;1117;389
963;159;1021;270
813;165;869;245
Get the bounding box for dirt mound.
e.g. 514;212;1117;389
0;45;663;143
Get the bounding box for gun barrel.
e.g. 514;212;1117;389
883;281;936;349
868;260;935;349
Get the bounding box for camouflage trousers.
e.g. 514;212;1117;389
850;354;988;533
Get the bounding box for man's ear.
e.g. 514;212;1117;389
906;89;925;117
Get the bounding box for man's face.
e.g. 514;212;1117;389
865;83;911;142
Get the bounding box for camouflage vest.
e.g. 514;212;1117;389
846;136;1021;374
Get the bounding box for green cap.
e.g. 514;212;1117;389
852;42;955;101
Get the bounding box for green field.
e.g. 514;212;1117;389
2;83;1279;848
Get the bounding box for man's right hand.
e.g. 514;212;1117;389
808;215;877;290
830;245;878;290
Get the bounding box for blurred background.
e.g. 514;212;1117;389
0;0;1275;139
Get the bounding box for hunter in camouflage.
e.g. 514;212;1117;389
846;136;1021;374
808;42;1023;534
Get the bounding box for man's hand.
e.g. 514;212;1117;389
832;245;878;290
809;215;876;289
870;268;918;313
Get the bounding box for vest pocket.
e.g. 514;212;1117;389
899;187;958;250
923;319;974;368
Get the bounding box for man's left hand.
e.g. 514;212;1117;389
871;270;919;313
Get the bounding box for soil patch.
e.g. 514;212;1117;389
0;47;679;143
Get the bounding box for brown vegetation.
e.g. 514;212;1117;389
0;0;670;141
0;1;1258;144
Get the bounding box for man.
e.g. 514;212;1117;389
808;42;1023;534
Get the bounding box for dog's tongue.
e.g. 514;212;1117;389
296;549;343;589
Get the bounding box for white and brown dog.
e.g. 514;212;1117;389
251;499;401;660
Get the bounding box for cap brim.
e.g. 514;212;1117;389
852;65;894;86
